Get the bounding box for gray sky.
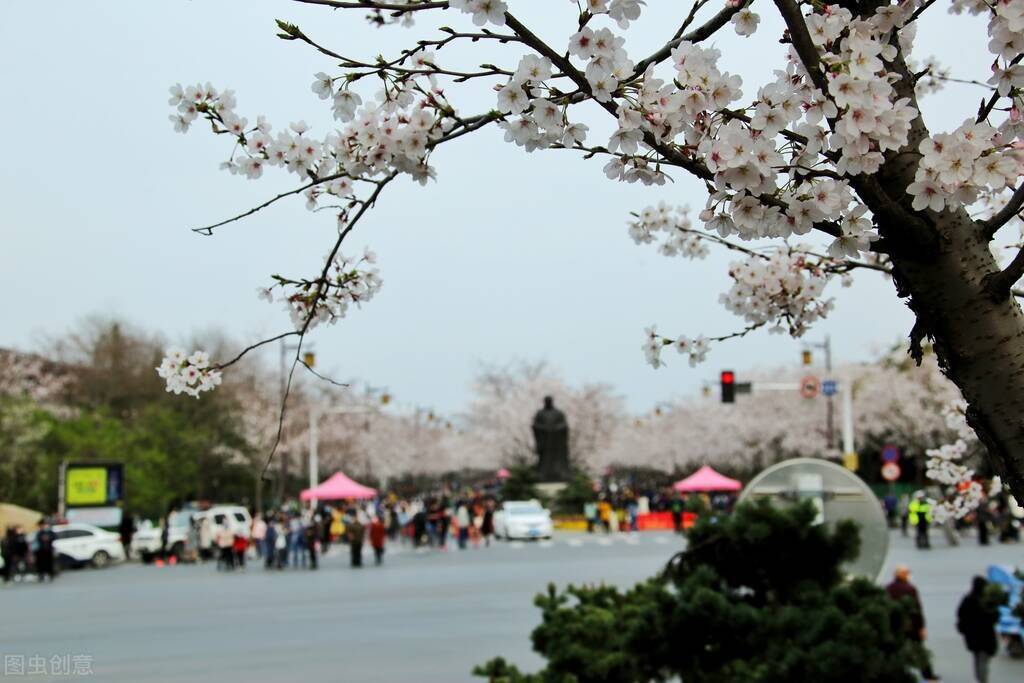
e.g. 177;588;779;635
0;2;988;414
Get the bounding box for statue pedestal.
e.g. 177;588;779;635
537;482;567;499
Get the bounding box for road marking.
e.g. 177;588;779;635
508;542;524;550
597;538;612;546
539;540;554;548
567;539;583;547
624;536;640;545
654;537;670;545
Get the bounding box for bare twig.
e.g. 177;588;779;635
193;173;343;235
217;331;301;370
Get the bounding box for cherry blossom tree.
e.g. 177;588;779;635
164;0;1024;504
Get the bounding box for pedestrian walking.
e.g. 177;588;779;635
347;514;365;568
898;493;910;537
34;519;57;582
198;517;213;562
215;523;235;571
304;521;319;570
957;576;999;683
1;527;15;584
232;528;248;569
274;520;288;569
886;565;939;682
598;498;611;533
251;514;267;559
119;512;135;557
369;516;386;565
670;494;683;534
455;502;471;550
908;492;932;549
481;501;494;547
583;501;597;534
977;502;991;546
288;516;305;569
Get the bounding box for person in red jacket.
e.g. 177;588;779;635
369;517;387;566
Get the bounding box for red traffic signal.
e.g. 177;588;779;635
720;370;736;403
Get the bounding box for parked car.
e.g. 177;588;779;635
130;505;251;562
494;500;553;540
52;523;126;569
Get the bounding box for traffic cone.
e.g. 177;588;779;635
168;555;177;566
154;558;164;567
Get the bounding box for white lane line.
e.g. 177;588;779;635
597;538;612;546
654;537;670;545
539;540;554;548
624;536;640;545
508;542;525;550
567;539;584;547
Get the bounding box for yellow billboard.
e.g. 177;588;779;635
66;467;108;506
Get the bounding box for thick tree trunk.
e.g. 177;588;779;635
888;211;1024;500
777;5;1024;502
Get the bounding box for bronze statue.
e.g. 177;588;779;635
532;396;571;482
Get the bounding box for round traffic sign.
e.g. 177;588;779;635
881;462;901;481
881;444;900;463
800;375;820;399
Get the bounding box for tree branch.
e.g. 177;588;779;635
217;331;302;370
982;184;1024;239
193;173;343;235
630;1;748;78
983;246;1024;301
293;0;448;10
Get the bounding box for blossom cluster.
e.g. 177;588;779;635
908;119;1018;212
627;202;709;259
642;326;709;370
264;247;383;332
925;399;1001;522
156;350;222;398
495;54;592;152
719;251;833;337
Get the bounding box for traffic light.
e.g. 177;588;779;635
801;349;813;366
720;370;735;403
302;351;316;368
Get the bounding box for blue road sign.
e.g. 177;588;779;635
881;444;900;463
822;380;838;396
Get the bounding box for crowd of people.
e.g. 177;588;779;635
882;489;1024;550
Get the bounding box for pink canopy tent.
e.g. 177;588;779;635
300;472;377;501
672;465;742;493
496;467;511;479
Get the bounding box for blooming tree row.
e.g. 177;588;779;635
165;0;1024;506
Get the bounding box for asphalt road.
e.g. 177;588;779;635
2;529;1023;682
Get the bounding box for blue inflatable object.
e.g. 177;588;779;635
987;564;1023;656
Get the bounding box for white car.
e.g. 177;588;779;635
494;500;554;540
53;523;125;568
